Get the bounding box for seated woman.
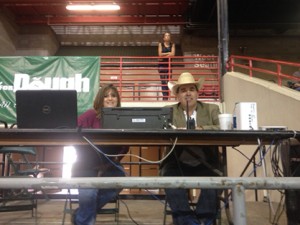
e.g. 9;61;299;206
72;84;128;225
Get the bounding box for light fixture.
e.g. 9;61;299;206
66;4;120;11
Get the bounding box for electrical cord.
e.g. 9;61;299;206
120;199;140;225
81;135;179;224
268;140;288;224
247;138;274;177
269;139;300;225
82;135;124;172
224;138;278;225
270;142;284;178
252;139;284;224
269;192;285;225
232;146;261;167
104;137;178;164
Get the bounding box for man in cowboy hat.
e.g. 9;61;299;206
160;72;221;225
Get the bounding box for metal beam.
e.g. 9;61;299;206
1;176;299;225
16;16;186;25
1;177;300;189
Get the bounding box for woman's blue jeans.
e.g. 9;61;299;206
74;163;125;225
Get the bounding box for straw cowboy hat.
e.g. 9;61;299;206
168;72;205;95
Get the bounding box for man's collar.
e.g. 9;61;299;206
177;102;198;112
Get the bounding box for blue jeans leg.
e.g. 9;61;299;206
196;189;218;217
98;164;124;209
75;188;122;225
75;188;97;225
165;188;200;225
75;163;125;225
97;188;121;210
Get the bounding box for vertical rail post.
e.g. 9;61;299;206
233;184;247;225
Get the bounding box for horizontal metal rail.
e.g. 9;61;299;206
1;177;299;190
100;55;220;102
228;55;300;88
0;177;299;225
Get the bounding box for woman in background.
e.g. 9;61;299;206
158;32;176;100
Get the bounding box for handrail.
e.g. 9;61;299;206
1;176;300;192
98;55;300;103
99;55;220;102
228;55;300;88
1;176;300;225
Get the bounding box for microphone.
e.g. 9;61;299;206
186;97;195;130
186;98;190;129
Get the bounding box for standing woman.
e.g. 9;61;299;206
72;84;128;225
158;32;176;100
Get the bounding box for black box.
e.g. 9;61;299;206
101;107;173;129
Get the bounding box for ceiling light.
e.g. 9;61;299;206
66;4;120;11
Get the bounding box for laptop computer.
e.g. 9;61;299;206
101;107;173;129
16;90;78;129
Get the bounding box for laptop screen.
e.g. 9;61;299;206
16;90;78;129
101;107;173;129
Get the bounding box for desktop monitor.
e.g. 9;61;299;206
101;107;173;129
16;90;78;129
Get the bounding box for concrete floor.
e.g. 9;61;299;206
0;197;288;225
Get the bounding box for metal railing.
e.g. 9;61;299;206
1;176;300;225
99;55;220;102
98;55;300;103
228;55;300;88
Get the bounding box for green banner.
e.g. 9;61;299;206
0;56;100;124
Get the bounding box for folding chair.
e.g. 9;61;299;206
62;189;120;225
0;145;49;216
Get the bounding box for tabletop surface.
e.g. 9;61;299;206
0;129;299;146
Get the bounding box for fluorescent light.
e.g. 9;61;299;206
66;4;120;11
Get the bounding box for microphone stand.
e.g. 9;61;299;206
186;99;195;130
186;99;190;129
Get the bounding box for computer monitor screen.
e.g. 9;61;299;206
16;90;78;129
101;107;173;129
